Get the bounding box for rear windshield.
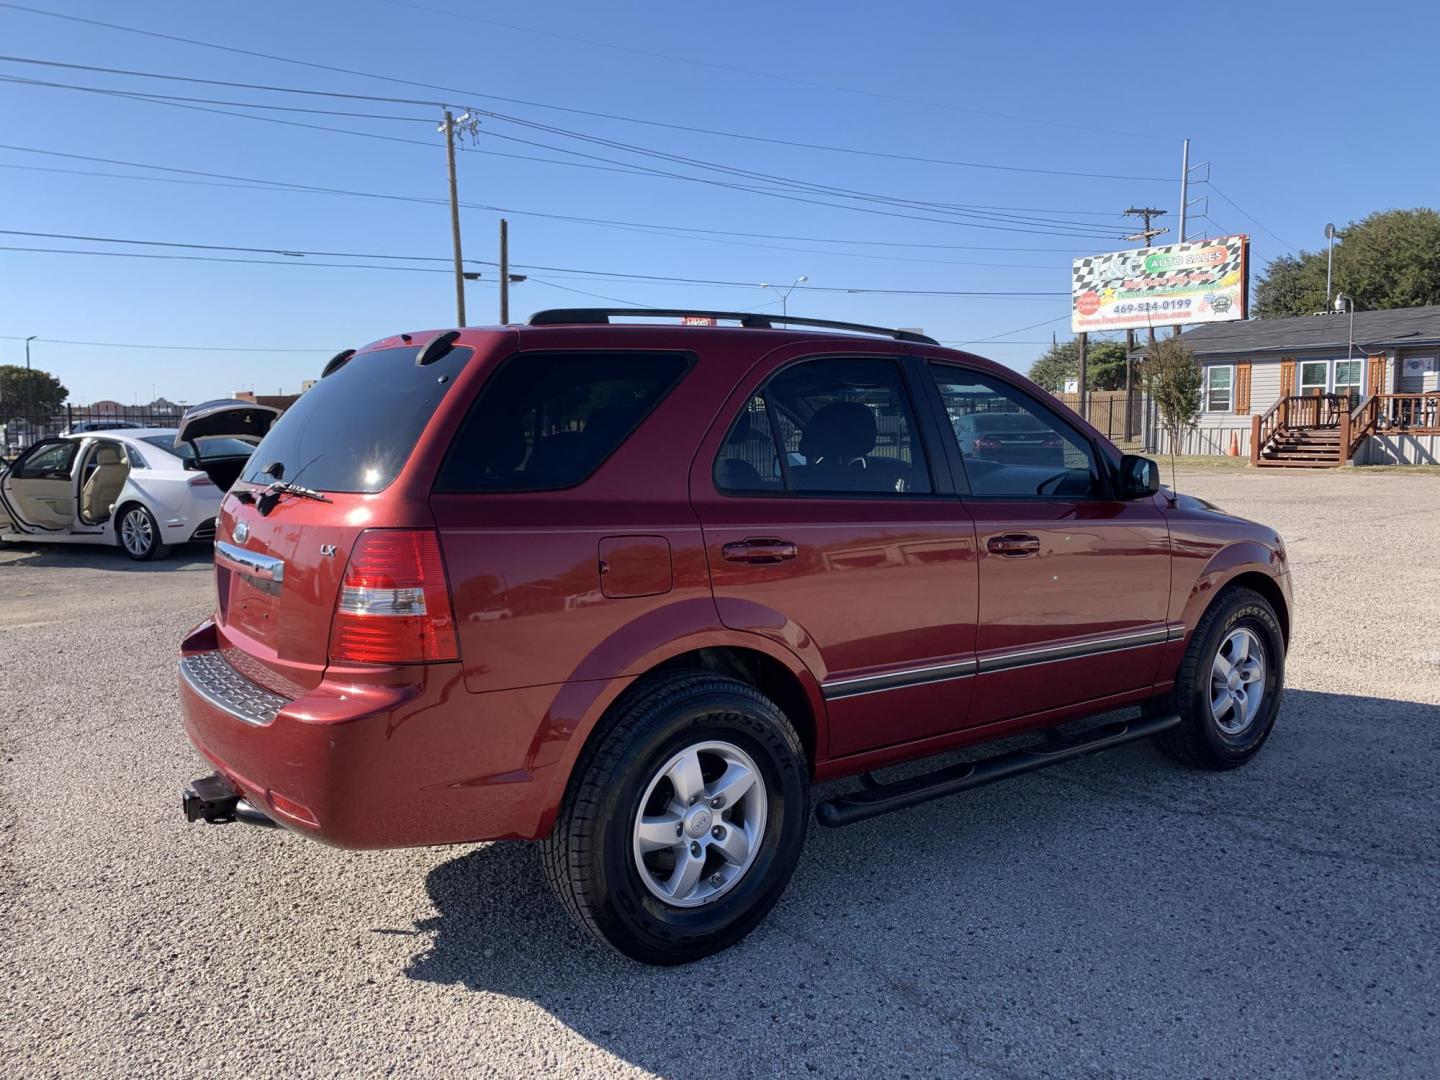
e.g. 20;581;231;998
962;414;1046;433
241;344;472;493
144;435;255;462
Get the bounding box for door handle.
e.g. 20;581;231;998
986;532;1042;558
723;538;798;564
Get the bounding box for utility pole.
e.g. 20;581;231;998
1177;138;1190;246
441;109;466;326
1076;332;1088;419
1124;207;1168;349
499;218;510;324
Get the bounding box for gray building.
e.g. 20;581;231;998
1152;305;1440;465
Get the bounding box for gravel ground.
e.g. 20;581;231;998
2;467;1438;1079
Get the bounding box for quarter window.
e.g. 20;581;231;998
928;365;1101;499
437;351;689;492
713;357;931;496
1204;365;1234;411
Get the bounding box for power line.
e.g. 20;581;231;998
0;68;1135;239
0;73;434;122
0;232;1068;295
0;160;1087;273
951;314;1073;343
0;39;1171;182
379;0;1159;141
1205;183;1296;253
0;333;330;353
0;62;1141;237
0;144;1105;252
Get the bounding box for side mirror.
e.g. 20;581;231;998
1118;454;1160;498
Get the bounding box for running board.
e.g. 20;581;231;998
815;712;1181;828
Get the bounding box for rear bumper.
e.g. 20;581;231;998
177;620;565;848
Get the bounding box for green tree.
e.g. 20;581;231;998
0;364;69;426
1027;339;1129;392
1142;337;1202;489
1254;208;1440;317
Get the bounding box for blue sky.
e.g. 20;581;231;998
1;0;1436;405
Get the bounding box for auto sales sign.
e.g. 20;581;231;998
1071;234;1248;333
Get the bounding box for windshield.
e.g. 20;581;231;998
145;435;256;462
240;344;472;493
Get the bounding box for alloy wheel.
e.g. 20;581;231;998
631;740;768;908
121;508;154;557
1209;627;1266;736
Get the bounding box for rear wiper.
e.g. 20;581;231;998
254;481;332;515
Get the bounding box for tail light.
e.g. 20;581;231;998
973;436;1003;452
329;529;459;664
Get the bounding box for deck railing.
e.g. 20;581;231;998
1375;392;1440;433
1346;394;1381;459
1250;392;1438;465
1282;393;1352;428
1249;396;1288;465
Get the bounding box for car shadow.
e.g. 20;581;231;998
398;688;1440;1078
0;540;213;572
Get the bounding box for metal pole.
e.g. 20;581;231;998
499;218;509;324
1177;138;1190;244
1076;332;1088;419
1325;223;1336;309
1124;328;1136;441
24;335;35;433
443;109;466;326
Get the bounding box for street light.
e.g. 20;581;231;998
759;275;808;318
1334;292;1356;361
1324;223;1338;308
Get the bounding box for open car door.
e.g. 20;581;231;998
175;400;281;490
0;438;80;532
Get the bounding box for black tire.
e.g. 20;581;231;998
540;671;809;965
1154;586;1285;769
116;503;171;561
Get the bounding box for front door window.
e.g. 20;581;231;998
1333;359;1363;402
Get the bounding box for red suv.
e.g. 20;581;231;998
179;310;1291;964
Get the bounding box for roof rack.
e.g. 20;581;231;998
527;308;939;346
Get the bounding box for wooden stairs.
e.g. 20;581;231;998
1255;427;1343;468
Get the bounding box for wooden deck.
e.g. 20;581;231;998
1250;393;1440;467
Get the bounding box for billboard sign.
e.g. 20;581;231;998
680;315;717;326
1071;234;1248;333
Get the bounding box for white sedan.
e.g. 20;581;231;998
0;413;268;560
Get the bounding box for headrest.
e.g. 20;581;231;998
583;406;640;449
798;402;876;462
726;407;752;445
476;417;526;475
95;446;124;466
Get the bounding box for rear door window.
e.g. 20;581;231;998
436;351;689;492
714;357;932;496
241;344;473;493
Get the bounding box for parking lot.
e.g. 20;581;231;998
1;466;1437;1079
